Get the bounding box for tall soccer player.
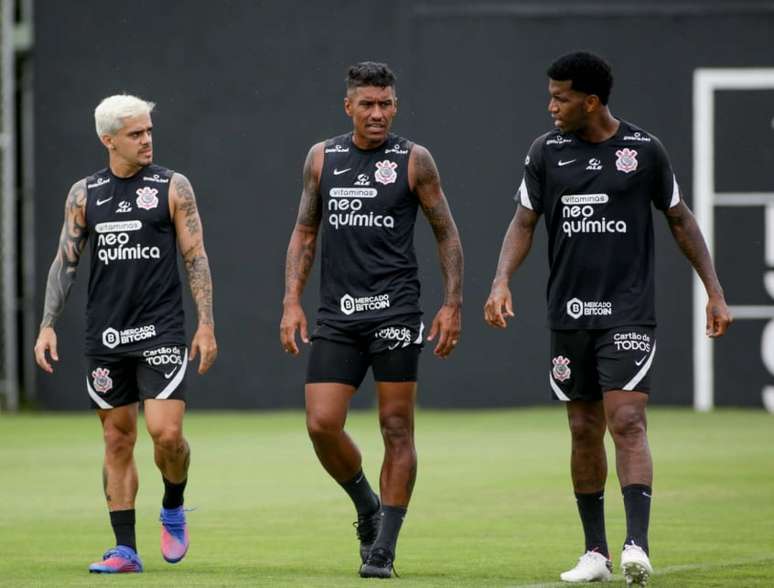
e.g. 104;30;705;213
34;95;217;573
280;62;463;578
484;52;731;585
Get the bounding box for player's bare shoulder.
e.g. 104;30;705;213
169;172;196;204
408;143;441;193
306;141;326;181
66;178;88;210
168;172;197;228
295;142;325;228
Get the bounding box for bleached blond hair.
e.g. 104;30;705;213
94;94;155;137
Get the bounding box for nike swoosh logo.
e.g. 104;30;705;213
164;369;177;379
333;168;351;175
635;355;649;366
96;197;113;206
558;159;576;167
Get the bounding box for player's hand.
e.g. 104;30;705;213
484;281;515;328
280;301;309;356
33;327;59;373
706;295;732;338
190;324;218;374
427;303;461;358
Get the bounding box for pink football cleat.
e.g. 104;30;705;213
88;545;143;573
160;506;190;563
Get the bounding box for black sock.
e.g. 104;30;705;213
339;470;379;516
162;477;187;509
622;484;652;554
110;509;136;551
372;505;407;557
575;491;609;557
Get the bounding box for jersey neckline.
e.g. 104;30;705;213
108;164;151;182
565;118;626;147
348;132;393;154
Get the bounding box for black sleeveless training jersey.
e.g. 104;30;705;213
84;164;185;354
516;120;680;330
317;132;421;322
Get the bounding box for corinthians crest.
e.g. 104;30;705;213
91;367;113;394
136;186;159;210
552;355;572;382
374;160;398;185
615;148;638;173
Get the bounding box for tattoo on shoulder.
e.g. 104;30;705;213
413;148;451;237
296;146;321;227
40;179;88;329
67;179;87;210
172;173;201;236
413;146;441;190
62;179;88;266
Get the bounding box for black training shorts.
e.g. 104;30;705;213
549;326;656;402
306;314;424;388
86;344;188;409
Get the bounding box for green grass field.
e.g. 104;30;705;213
0;408;772;587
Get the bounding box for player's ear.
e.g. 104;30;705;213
344;95;353;117
99;133;116;150
584;94;601;113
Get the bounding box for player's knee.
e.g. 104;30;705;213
306;413;344;440
150;426;185;454
608;406;647;441
379;414;413;448
567;412;605;444
103;426;136;457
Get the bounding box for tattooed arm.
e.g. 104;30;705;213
665;200;732;337
410;144;464;358
34;179;89;372
171;172;218;374
280;142;323;356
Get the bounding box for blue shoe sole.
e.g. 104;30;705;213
88;567;143;574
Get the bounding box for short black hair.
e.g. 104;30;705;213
346;61;396;92
547;52;613;105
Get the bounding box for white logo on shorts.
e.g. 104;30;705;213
142;346;183;368
552;356;572;382
375;326;414;349
613;331;652;353
91;367;113;394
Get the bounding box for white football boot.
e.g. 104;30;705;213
560;551;613;582
621;543;653;586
